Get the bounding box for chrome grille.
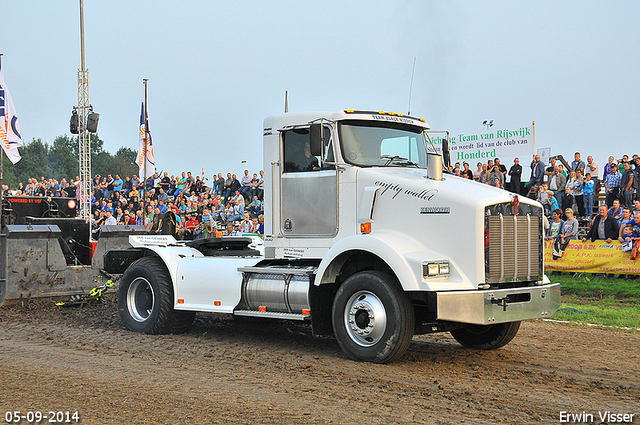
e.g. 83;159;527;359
486;214;542;283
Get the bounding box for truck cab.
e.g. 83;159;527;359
264;110;546;290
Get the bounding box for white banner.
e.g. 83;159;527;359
0;69;22;164
428;125;534;163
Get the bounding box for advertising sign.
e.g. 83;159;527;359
544;240;640;275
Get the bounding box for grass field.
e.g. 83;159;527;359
548;273;640;330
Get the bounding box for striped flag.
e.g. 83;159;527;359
0;68;22;164
137;100;155;179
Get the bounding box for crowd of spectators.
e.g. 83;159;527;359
447;151;640;272
448;152;640;226
1;169;266;240
3;150;640;246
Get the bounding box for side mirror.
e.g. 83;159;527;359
309;124;323;157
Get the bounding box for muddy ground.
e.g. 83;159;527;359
0;295;638;425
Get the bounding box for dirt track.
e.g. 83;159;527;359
1;296;638;425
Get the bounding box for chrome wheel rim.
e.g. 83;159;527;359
343;290;387;347
127;277;155;322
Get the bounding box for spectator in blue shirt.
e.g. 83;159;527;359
608;199;623;222
112;174;123;194
248;195;263;217
582;173;596;219
604;166;622;208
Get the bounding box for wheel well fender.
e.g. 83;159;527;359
125;245;203;295
315;233;423;290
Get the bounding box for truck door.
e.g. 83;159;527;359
280;126;337;237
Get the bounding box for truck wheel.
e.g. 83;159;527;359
450;321;521;350
332;271;414;363
118;256;195;335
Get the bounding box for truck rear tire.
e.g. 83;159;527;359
118;256;195;335
332;271;414;364
450;321;521;350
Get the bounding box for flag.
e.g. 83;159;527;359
0;68;22;164
137;100;155;179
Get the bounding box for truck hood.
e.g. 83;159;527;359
356;167;531;209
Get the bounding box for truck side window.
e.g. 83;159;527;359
283;127;334;173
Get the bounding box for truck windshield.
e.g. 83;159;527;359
339;121;429;168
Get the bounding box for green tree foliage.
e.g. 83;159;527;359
1;154;18;188
50;135;78;179
12;138;51;182
112;147;138;178
3;134;138;188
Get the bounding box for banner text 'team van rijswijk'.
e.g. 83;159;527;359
429;125;534;163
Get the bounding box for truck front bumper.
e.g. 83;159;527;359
436;283;561;325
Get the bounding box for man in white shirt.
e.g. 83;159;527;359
103;210;117;226
586;156;599;189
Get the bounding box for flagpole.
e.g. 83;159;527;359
532;120;536;156
142;78;148;224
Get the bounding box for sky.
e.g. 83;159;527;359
2;0;639;180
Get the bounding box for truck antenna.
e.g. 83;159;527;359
285;90;289;113
407;57;416;115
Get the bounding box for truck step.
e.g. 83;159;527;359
237;265;316;276
233;310;310;321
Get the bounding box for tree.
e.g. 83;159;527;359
1;154;18;188
50;135;78;179
113;147;138;178
13;138;51;184
2;132;141;190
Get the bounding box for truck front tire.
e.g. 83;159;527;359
450;321;521;350
332;271;414;363
118;256;195;334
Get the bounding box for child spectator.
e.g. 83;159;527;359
201;208;215;237
250;217;260;233
239;212;252;233
561;187;574;220
257;215;264;235
547;191;559;214
538;183;550;215
620;224;637;252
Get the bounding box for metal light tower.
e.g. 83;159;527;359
77;0;91;222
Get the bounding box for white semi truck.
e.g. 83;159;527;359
107;109;561;363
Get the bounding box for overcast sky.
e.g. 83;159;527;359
2;1;639;179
